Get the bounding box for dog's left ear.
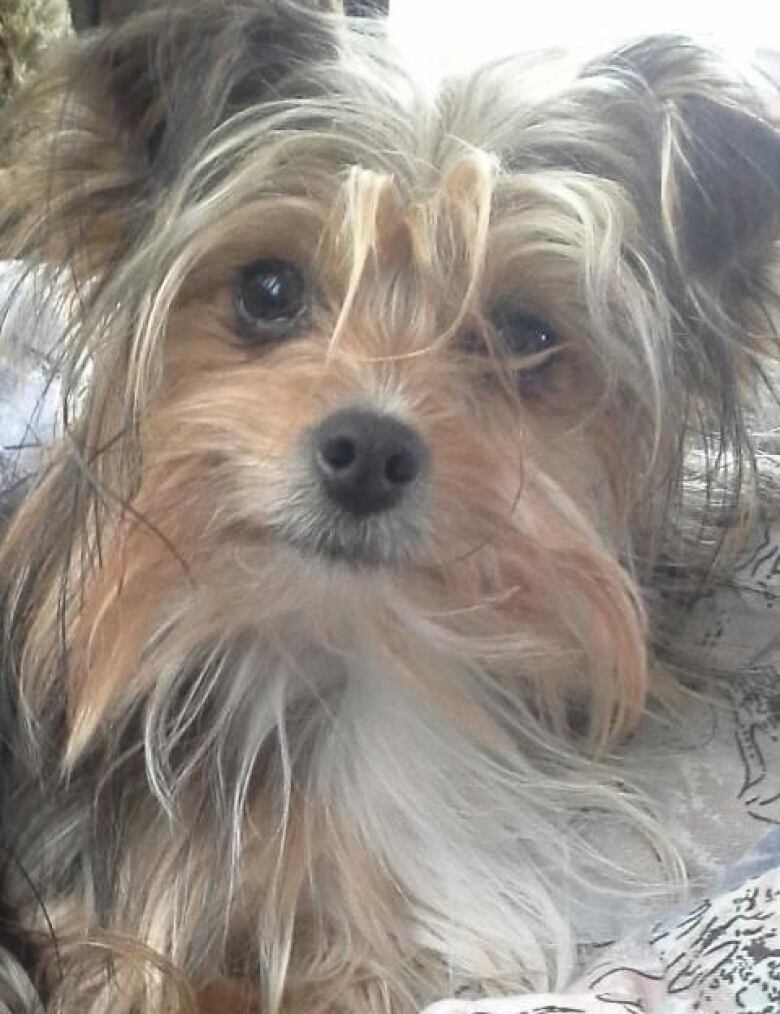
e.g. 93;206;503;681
0;0;345;266
615;38;780;279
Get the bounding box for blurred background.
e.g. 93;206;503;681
2;0;779;109
387;0;780;86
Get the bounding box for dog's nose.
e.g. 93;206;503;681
312;408;428;517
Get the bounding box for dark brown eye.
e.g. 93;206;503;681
235;258;306;340
494;312;559;360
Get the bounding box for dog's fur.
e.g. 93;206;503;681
0;1;778;1011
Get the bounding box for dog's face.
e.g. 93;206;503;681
18;3;771;762
160;171;604;571
128;153;646;737
156;162;627;573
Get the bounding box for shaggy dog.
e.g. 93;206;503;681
0;2;778;1011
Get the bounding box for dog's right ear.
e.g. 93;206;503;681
96;0;343;180
96;0;341;176
0;0;343;261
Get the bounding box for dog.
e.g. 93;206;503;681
0;1;778;1011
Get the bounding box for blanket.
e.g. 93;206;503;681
427;832;780;1013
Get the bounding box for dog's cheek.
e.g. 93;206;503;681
408;418;648;744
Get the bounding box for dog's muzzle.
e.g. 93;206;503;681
271;408;430;568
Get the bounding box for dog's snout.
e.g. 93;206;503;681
312;409;428;517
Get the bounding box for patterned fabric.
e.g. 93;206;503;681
0;262;62;494
425;843;780;1014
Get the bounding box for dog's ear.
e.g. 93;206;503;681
614;39;780;442
0;0;343;263
84;0;343;183
547;38;780;436
613;38;780;280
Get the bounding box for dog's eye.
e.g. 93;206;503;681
494;312;559;361
235;258;306;339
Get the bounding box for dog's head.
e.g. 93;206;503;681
2;1;779;759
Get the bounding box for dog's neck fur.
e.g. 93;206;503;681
6;541;680;1012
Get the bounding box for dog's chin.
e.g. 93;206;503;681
270;511;427;570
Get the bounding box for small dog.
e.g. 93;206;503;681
0;1;778;1011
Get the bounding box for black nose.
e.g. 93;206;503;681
312;408;428;517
